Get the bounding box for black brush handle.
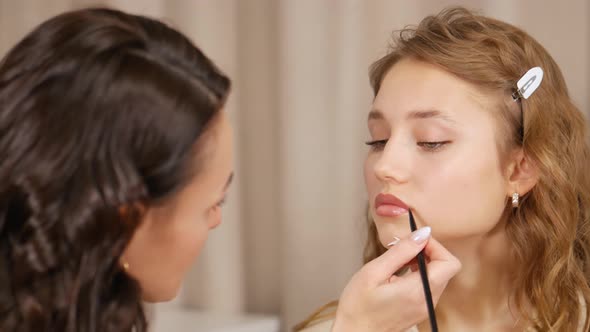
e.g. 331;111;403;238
409;209;438;332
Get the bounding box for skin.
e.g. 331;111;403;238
120;107;459;332
364;58;538;331
332;232;462;332
122;112;234;302
117;96;459;332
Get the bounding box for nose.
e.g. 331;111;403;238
210;217;221;229
208;207;222;229
373;137;411;184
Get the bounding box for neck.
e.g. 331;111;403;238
432;224;521;329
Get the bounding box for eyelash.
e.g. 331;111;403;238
365;139;450;152
365;139;388;151
418;141;450;152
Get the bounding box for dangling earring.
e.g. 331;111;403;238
512;192;519;208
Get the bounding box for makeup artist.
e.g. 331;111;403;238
0;7;460;332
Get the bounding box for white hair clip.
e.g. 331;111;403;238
512;67;544;101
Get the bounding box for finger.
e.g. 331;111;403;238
362;227;432;284
394;238;461;298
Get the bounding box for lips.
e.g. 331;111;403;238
375;193;409;217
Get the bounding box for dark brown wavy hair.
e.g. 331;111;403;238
0;8;230;332
296;6;590;331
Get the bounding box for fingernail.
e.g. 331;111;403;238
411;226;431;244
387;237;401;247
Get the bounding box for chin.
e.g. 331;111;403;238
375;221;411;245
141;286;180;303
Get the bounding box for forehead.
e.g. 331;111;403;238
373;58;490;119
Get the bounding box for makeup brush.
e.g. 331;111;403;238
409;209;438;332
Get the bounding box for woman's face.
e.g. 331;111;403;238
123;112;234;302
364;58;512;248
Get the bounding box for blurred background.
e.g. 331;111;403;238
1;0;589;331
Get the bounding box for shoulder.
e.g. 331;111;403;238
297;319;419;332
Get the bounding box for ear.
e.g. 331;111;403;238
505;149;539;197
118;202;149;271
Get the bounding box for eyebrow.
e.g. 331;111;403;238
224;172;234;191
368;109;457;125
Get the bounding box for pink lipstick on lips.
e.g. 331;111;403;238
374;193;409;217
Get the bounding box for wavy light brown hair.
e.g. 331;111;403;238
0;8;230;332
296;6;590;331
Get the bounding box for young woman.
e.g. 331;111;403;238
298;6;590;332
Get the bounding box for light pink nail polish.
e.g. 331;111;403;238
411;226;431;244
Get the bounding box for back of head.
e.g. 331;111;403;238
0;8;229;331
365;6;590;330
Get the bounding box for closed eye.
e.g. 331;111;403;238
417;141;450;152
365;139;388;151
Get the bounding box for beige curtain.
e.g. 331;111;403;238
2;1;589;331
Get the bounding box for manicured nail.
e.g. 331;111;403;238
387;237;401;247
411;226;431;244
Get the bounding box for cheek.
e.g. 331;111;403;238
132;211;211;302
415;150;507;239
174;213;211;273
